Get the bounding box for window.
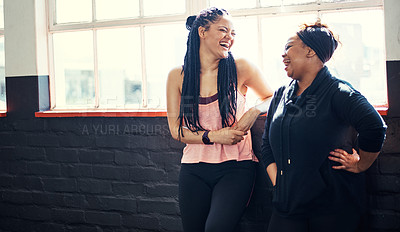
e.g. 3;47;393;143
49;0;187;110
48;0;386;111
212;0;386;107
0;0;5;111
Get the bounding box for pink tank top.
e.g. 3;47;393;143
181;91;257;164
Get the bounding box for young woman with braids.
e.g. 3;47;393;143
261;22;387;232
166;7;273;232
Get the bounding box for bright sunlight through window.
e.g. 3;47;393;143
48;0;387;110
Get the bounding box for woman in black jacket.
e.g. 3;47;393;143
261;22;387;232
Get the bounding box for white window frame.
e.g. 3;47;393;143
0;0;4;111
0;0;3;41
47;0;208;109
46;0;384;110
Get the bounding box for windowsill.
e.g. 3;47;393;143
35;106;388;118
375;106;388;116
0;111;6;117
35;109;167;117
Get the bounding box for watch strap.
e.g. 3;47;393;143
202;130;214;145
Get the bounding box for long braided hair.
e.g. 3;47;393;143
178;7;238;139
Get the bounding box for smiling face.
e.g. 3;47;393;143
282;35;310;80
199;15;235;59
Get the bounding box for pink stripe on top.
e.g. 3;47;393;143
181;91;257;164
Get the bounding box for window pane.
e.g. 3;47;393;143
143;0;185;16
0;0;4;28
231;17;259;64
261;0;316;7
97;28;142;108
144;23;187;109
231;16;261;107
209;0;256;10
322;0;365;2
260;0;283;7
283;0;316;5
261;14;316;89
96;0;140;20
321;10;387;105
53;31;95;108
56;0;91;24
0;37;4;110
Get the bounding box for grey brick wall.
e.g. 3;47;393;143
0;115;399;231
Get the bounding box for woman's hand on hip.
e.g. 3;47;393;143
209;127;247;145
329;148;361;173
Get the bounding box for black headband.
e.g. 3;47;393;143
297;26;338;63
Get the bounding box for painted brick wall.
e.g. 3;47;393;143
0;115;399;232
0;116;181;232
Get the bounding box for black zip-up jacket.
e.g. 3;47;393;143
260;66;387;217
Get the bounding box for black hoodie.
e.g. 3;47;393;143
260;66;387;217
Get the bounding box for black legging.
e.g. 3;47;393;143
267;207;361;232
179;160;256;232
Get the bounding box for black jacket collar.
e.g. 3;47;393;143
285;66;332;106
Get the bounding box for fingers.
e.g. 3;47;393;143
230;130;248;144
329;150;346;163
233;123;251;132
331;149;348;156
332;165;347;170
329;151;345;159
216;128;249;145
328;148;360;173
233;131;245;143
328;154;349;171
328;155;343;163
231;129;248;136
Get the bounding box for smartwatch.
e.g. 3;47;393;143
202;130;214;145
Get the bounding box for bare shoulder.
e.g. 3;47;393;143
168;66;183;80
235;58;253;73
235;57;260;82
235;57;272;98
167;66;184;91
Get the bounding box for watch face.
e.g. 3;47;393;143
202;134;209;144
202;131;213;145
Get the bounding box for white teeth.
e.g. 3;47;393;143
220;42;230;48
283;60;290;66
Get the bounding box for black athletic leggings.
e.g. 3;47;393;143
179;160;256;232
267;207;361;232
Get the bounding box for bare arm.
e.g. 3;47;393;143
166;67;246;145
234;58;273;132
